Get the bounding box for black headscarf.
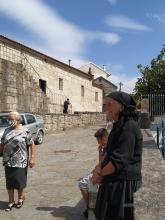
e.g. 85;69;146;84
107;91;136;110
106;91;138;121
105;91;139;151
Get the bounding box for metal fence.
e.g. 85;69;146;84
143;94;165;118
145;94;165;158
150;114;165;159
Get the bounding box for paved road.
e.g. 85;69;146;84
0;124;104;220
0;125;164;220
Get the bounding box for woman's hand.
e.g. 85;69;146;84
91;172;102;185
29;157;35;168
92;164;101;175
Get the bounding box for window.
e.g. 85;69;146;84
59;78;63;90
95;92;98;101
81;85;84;97
0;116;8;127
39;79;46;93
25;115;36;124
21;115;25;125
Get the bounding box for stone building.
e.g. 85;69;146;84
79;63;117;111
79;62;110;79
0;35;103;114
93;76;117;111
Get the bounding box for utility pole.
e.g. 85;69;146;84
119;82;123;91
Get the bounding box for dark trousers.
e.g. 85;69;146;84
63;107;68;114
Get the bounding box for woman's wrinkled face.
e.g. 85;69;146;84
106;97;124;122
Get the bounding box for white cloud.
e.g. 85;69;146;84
0;0;121;67
108;0;118;5
0;0;85;65
87;31;121;45
109;74;138;93
105;15;152;31
148;13;165;24
98;32;121;44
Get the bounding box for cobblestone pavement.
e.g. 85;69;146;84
0;124;103;220
0;125;164;220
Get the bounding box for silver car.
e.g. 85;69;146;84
0;112;44;144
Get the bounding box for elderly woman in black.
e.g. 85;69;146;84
92;91;143;220
0;112;36;211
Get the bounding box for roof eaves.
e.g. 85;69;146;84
0;35;92;80
80;62;111;76
94;76;117;89
92;81;103;89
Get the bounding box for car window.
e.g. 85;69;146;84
25;115;36;124
0;116;9;127
21;115;26;125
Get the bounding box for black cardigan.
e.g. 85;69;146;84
102;117;143;181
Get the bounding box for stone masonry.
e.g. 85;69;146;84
0;36;103;114
42;113;106;133
0;58;49;114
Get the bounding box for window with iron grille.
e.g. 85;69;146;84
95;92;98;101
81;85;84;97
59;78;63;90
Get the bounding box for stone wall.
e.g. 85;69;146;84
137;112;151;129
0;59;50;113
0;38;103;114
42;113;106;133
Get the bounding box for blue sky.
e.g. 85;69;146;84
0;0;165;93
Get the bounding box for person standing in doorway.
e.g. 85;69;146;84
63;98;70;114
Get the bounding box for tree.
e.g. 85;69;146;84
134;45;165;97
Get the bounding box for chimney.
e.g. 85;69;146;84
88;67;92;74
68;59;71;66
103;65;107;71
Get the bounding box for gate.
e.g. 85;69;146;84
142;94;165;118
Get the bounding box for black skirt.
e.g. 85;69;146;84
5;166;28;190
95;179;141;220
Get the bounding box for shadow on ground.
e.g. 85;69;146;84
36;199;85;220
0;201;8;210
143;139;164;159
143;139;157;149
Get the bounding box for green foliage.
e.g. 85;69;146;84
131;93;141;109
134;45;165;97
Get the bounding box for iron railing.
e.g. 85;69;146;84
142;94;165;118
152;114;165;158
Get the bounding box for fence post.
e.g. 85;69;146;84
162;121;165;158
157;127;159;148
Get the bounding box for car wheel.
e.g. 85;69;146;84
36;131;44;144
